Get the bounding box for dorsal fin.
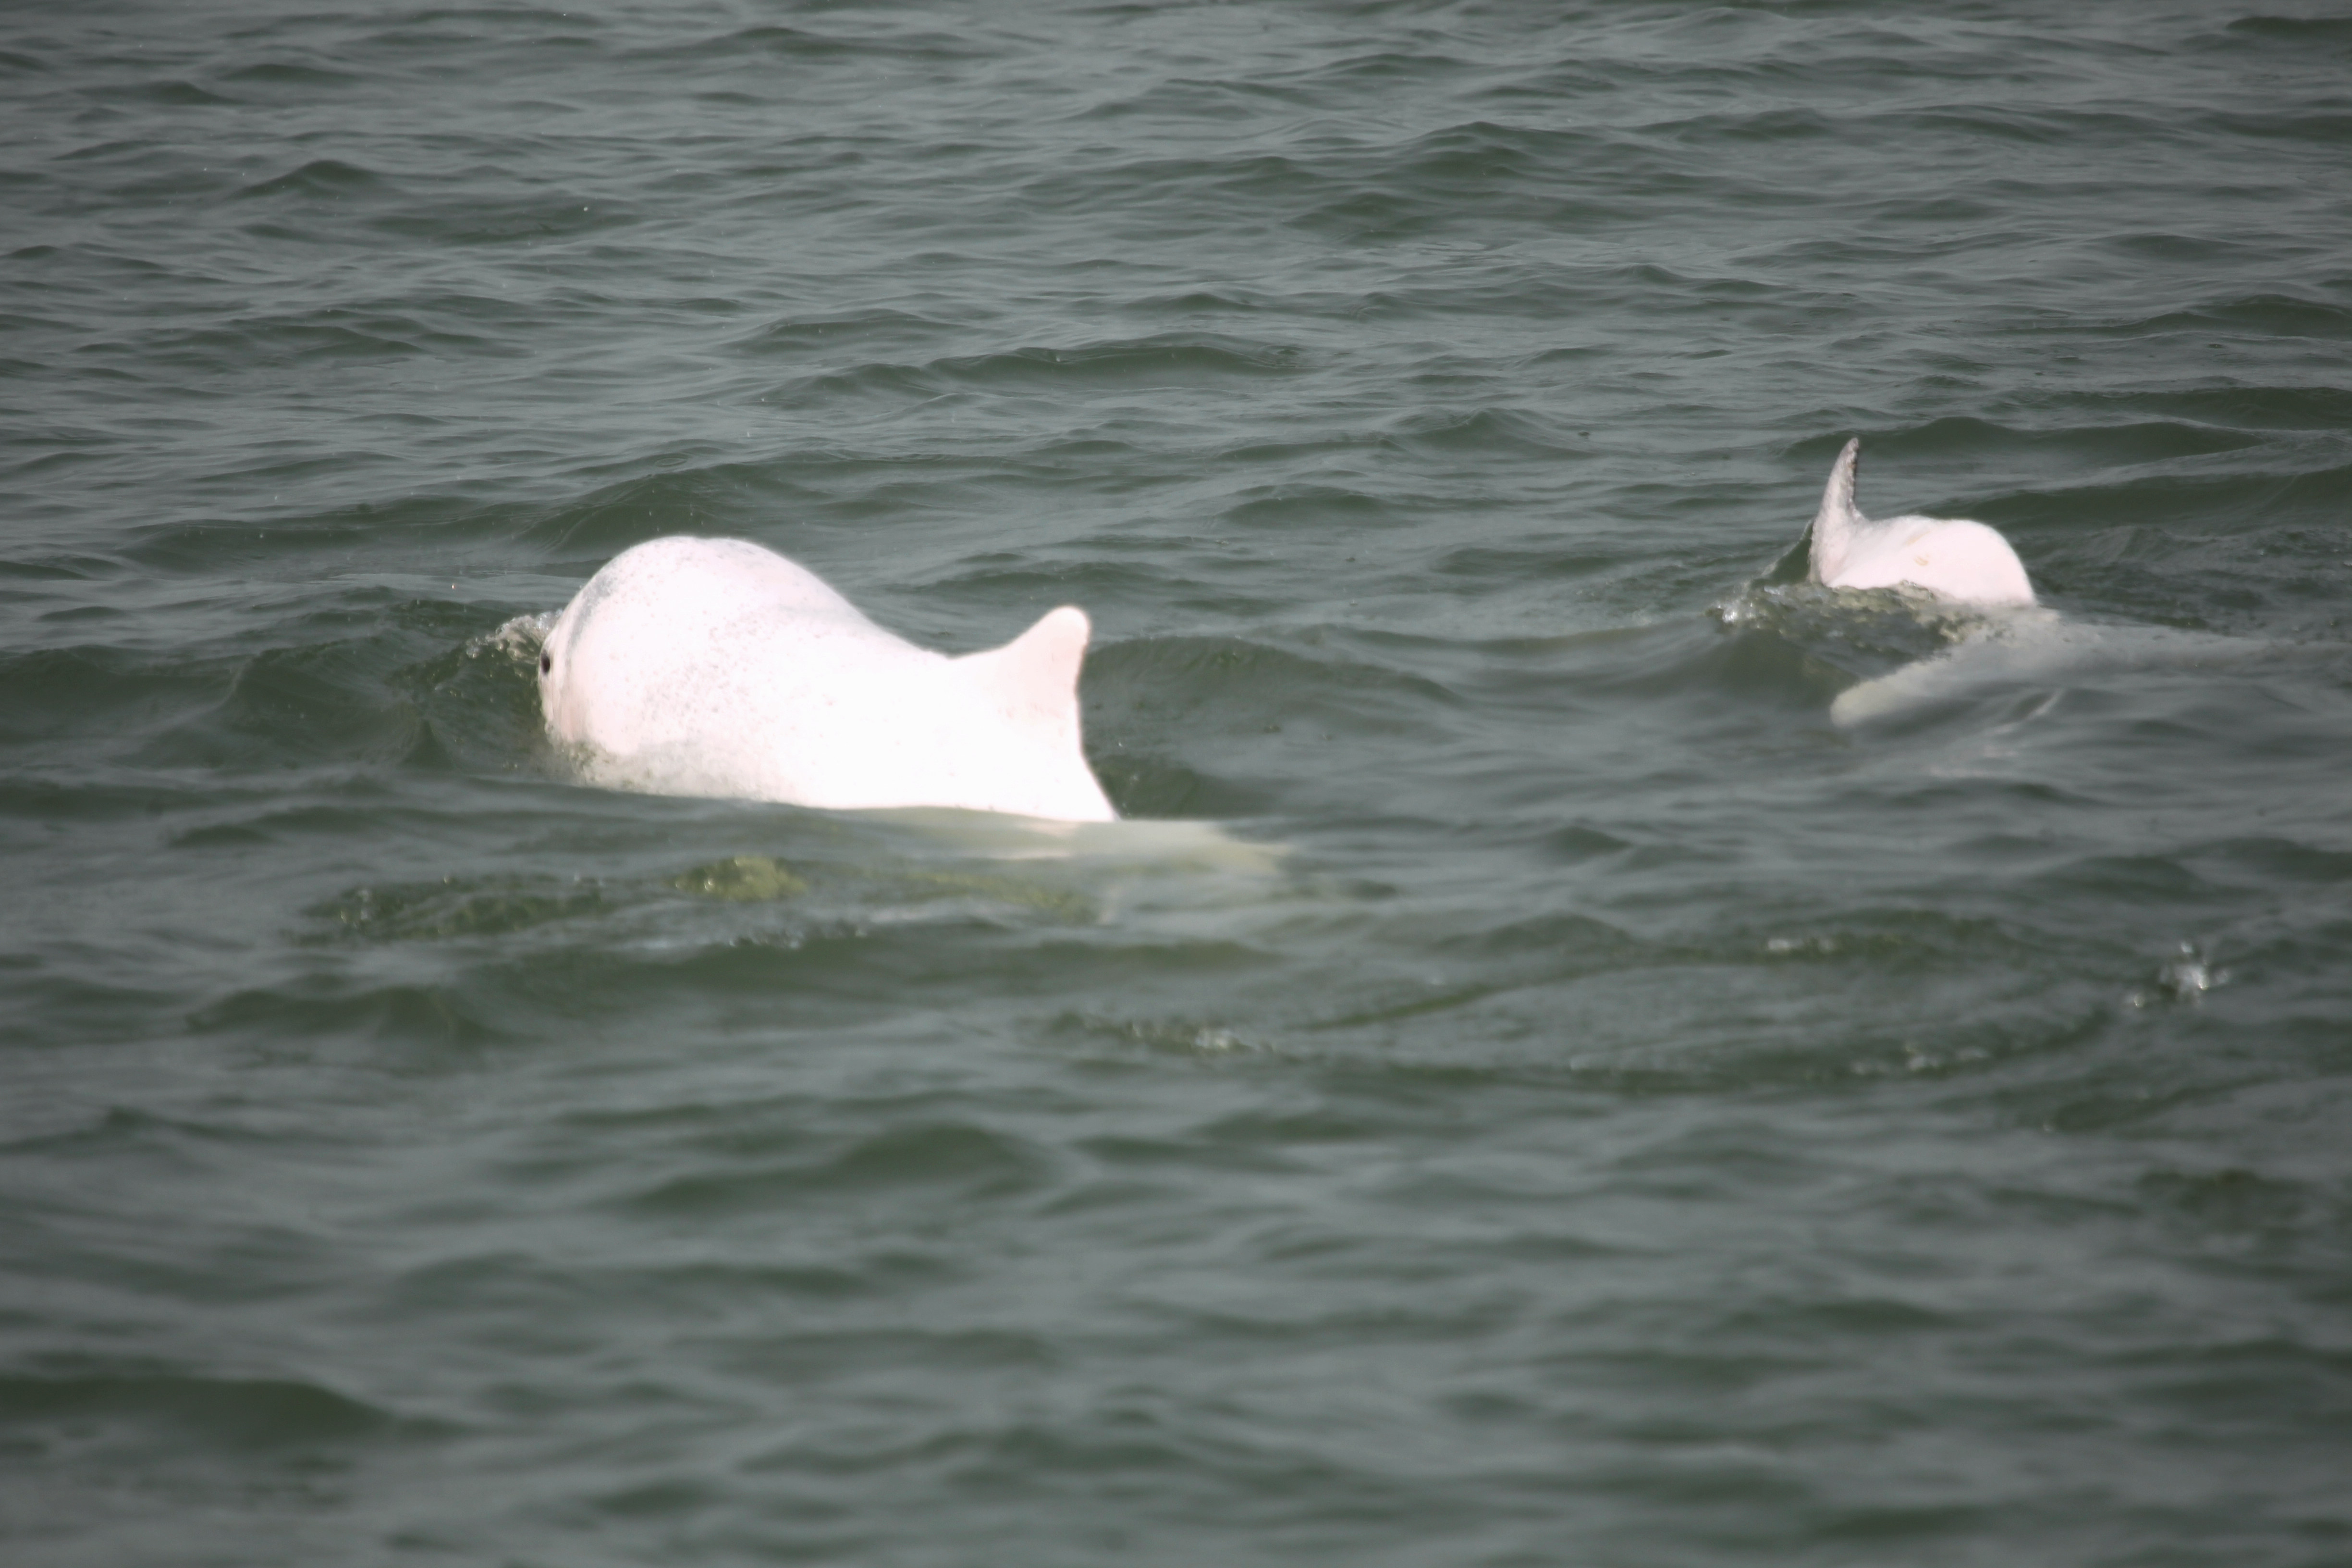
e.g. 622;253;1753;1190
968;606;1091;724
1810;437;1865;584
956;606;1116;821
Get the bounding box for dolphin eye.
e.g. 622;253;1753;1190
540;652;552;675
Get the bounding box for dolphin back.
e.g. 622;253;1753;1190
1804;438;2034;607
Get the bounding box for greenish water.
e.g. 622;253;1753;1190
5;4;2352;1564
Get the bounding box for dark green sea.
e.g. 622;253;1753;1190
5;3;2351;1564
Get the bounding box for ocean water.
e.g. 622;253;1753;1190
5;2;2351;1563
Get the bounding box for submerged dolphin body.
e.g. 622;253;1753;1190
1809;437;2035;607
1825;611;2265;727
539;537;1117;822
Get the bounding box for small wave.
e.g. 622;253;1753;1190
2077;291;2352;342
1087;633;1458;761
2223;15;2352;44
728;308;955;358
87;79;236;108
127;315;439;370
1120;286;1279;318
1085;633;1462;818
138;637;428;772
233;158;385;201
2054;384;2352;433
216;61;363;89
1659;105;1841;145
0;1366;435;1452
2137;1165;2311;1234
1216;483;1398;532
625;23;986;67
625;1121;1057;1215
854;335;1309;395
370;191;628;245
2202;109;2352;146
1383;406;1586;460
1832;415;2259;466
526;468;766;554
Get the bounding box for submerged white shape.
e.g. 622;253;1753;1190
1809;437;2035;607
1827;609;2060;726
864;808;1285;873
539;536;1116;822
1829;610;2260;727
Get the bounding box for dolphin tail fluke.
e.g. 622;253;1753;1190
1809;437;1865;583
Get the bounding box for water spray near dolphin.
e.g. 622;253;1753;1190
536;536;1117;822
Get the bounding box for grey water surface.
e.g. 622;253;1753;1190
4;3;2351;1564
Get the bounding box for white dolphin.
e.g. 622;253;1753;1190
538;536;1117;822
1743;440;2286;729
1808;437;2035;607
